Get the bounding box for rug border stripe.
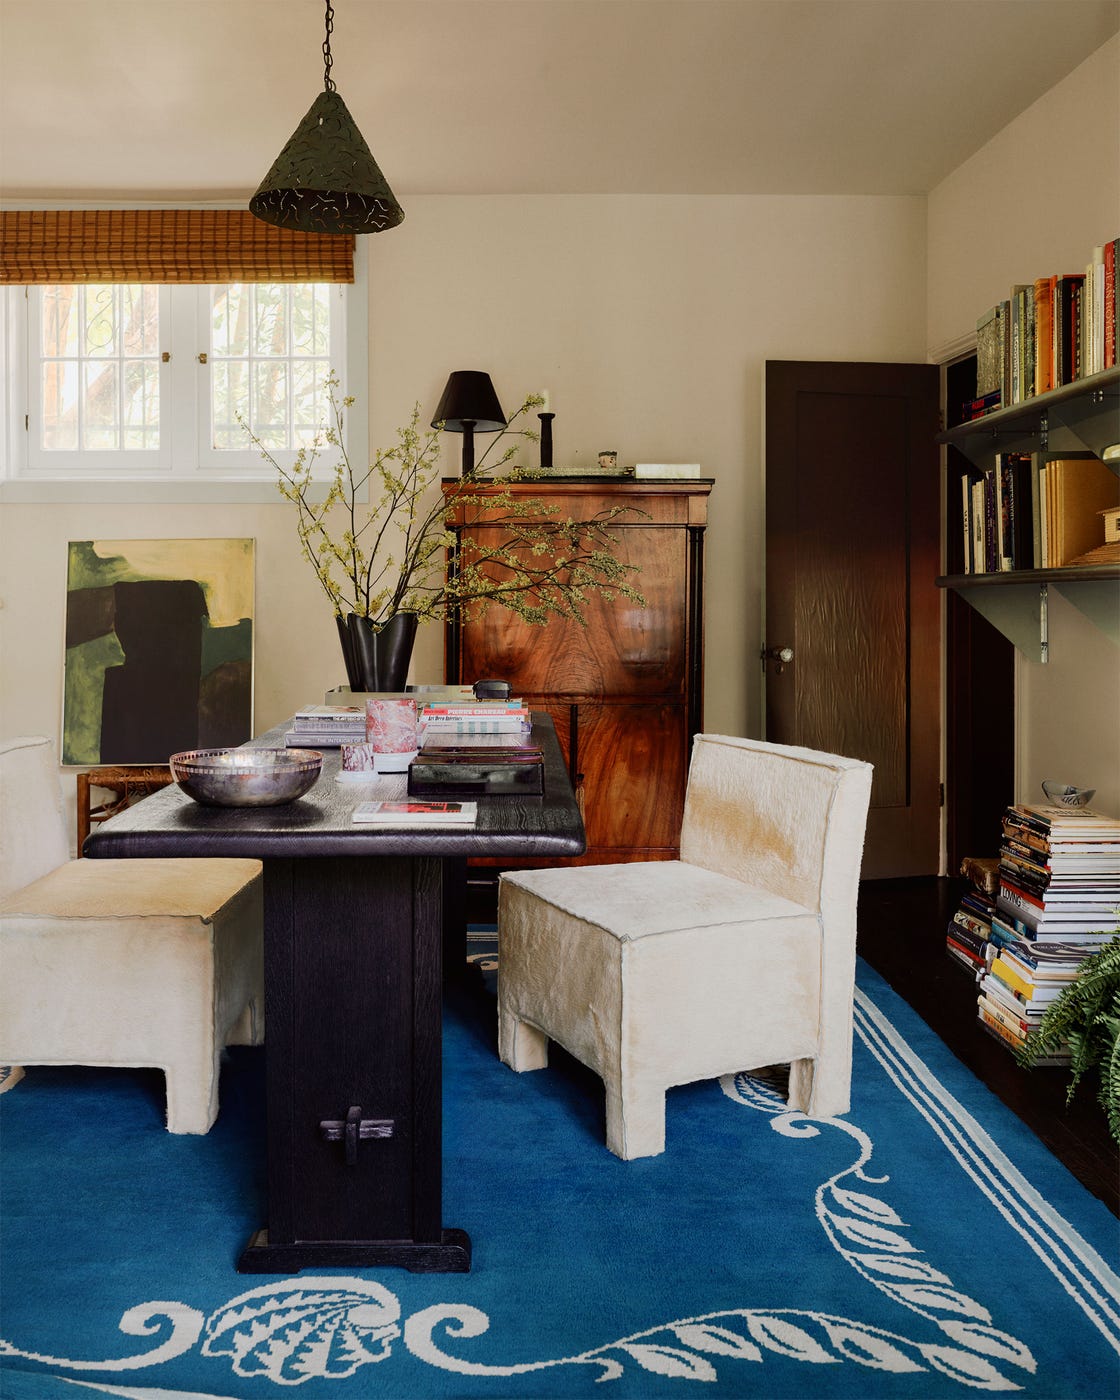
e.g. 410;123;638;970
853;985;1120;1354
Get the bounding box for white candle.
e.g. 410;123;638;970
539;389;551;413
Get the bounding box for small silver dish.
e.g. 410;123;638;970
1041;780;1096;808
170;748;323;807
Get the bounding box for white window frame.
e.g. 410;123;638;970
0;228;368;505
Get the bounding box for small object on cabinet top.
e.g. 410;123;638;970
352;799;478;825
633;463;704;479
473;678;512;700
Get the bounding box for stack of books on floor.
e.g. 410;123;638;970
285;705;367;747
417;699;531;738
976;802;1120;1062
945;857;998;977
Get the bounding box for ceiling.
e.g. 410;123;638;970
1;0;1117;201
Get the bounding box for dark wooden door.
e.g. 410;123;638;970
765;361;941;878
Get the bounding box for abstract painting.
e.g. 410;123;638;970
63;539;254;765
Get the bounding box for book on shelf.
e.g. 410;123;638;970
351;800;478;826
961;391;1002;422
1042;458;1120;568
975;301;1007;404
1033;275;1055;395
959;453;1037;573
968;238;1117;405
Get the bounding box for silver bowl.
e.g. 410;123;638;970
1041;780;1096;808
170;748;323;807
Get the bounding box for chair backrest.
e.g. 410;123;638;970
679;734;873;917
0;735;70;899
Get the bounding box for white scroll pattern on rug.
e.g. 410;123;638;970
6;987;1120;1392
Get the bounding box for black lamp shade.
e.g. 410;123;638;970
431;372;507;434
250;89;404;236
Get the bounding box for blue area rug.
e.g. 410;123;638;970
1;948;1118;1400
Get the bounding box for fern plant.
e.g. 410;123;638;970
1016;931;1120;1145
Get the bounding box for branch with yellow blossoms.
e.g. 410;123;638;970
252;375;645;633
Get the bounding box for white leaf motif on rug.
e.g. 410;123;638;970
9;986;1120;1392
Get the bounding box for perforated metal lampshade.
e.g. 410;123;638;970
250;89;404;236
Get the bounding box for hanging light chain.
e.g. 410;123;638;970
322;0;336;92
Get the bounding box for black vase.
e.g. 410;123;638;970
337;612;418;693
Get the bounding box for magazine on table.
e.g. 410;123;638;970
351;800;478;826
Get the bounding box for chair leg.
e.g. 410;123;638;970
498;1007;549;1072
604;1080;666;1161
162;1045;221;1134
788;1057;814;1112
789;1054;850;1118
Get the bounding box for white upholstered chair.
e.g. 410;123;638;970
498;733;873;1159
0;735;264;1133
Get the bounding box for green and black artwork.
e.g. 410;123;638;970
63;539;254;765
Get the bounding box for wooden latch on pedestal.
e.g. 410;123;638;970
320;1105;394;1166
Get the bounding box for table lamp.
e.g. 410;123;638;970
431;372;507;474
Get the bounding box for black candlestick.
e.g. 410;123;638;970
538;412;554;470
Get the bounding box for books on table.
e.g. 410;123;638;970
286;705;367;747
417;700;531;737
408;740;544;797
352;800;478;826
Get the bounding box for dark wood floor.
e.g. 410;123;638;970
468;872;1118;1217
857;876;1118;1217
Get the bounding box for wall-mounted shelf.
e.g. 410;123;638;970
938;365;1120;659
936;566;1120;662
938;366;1120;471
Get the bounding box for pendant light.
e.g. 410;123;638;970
249;0;404;236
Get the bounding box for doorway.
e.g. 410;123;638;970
764;360;941;878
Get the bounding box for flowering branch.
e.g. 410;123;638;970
251;376;645;631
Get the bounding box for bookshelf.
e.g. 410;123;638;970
936;366;1120;661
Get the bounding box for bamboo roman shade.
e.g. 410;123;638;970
0;210;354;284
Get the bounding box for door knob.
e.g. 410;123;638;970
760;645;794;674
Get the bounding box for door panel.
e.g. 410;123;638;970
765;361;941;878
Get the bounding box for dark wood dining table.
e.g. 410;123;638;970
83;712;584;1274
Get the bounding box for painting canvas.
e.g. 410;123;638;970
63;539;254;765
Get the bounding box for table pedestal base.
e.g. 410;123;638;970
237;1227;472;1274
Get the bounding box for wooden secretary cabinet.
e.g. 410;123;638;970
443;478;711;864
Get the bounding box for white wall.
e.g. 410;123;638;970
928;36;1120;817
0;194;927;844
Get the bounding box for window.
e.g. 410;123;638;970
9;280;349;482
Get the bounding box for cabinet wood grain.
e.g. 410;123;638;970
444;478;710;864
